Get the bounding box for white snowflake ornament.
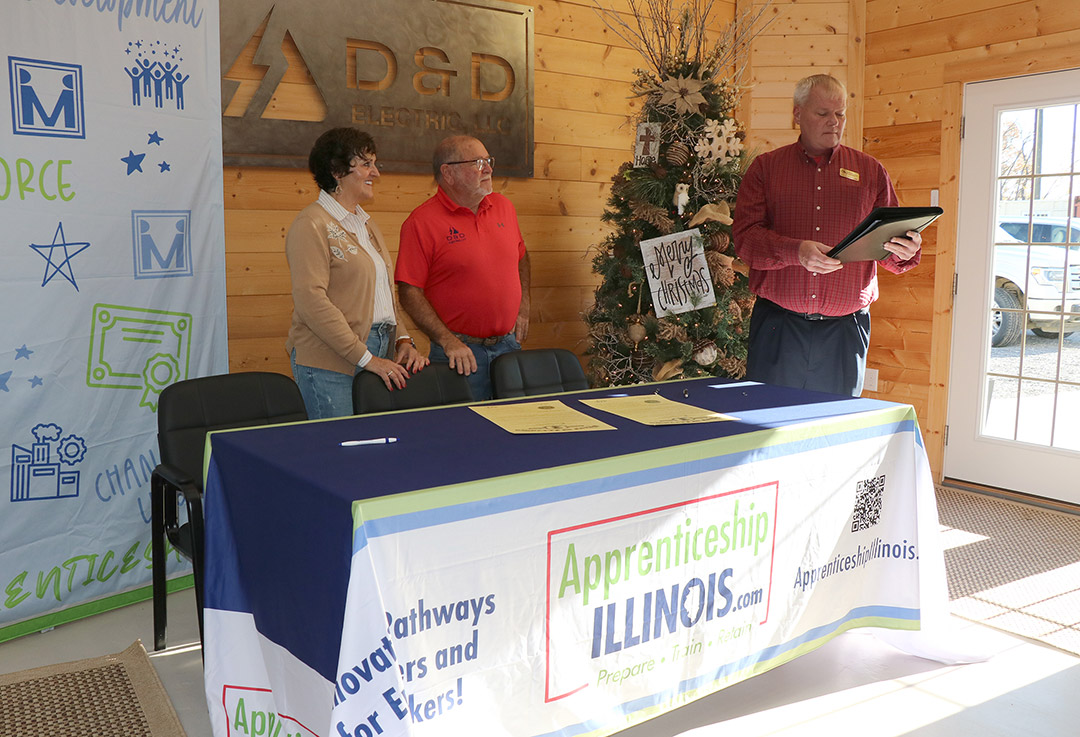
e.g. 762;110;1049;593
695;118;743;166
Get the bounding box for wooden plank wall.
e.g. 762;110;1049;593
224;0;736;376
864;0;1080;478
737;0;864;154
224;0;1080;481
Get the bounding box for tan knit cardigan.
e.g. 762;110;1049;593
285;202;402;375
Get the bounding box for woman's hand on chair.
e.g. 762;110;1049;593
365;356;408;390
395;342;429;374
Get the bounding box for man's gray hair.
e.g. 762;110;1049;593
793;74;847;106
432;135;473;182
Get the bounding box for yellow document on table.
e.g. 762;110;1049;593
580;394;737;426
470;400;616;434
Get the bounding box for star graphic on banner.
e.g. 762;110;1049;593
121;150;145;175
29;222;91;291
0;371;10;392
15;344;33;360
148;130;164;145
159;161;171;172
29;376;43;388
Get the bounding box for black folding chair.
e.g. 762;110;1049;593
490;348;589;399
150;371;307;651
352;363;474;414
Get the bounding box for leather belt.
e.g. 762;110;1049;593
764;298;859;321
453;331;507;346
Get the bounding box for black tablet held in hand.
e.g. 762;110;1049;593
826;206;944;262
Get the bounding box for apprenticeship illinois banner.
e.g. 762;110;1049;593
0;0;226;637
202;406;938;737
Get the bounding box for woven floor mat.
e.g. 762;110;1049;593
0;640;187;737
936;486;1080;656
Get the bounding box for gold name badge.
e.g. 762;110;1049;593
839;168;860;182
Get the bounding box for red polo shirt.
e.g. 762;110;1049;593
396;188;526;337
733;142;919;316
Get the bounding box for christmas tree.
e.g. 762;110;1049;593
584;0;767;386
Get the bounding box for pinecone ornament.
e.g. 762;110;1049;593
708;230;730;252
657;319;689;343
718;356;746;379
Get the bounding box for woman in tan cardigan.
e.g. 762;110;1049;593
286;128;427;419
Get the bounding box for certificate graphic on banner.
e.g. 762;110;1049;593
0;1;227;638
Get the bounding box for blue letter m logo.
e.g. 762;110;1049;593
132;211;194;279
8;57;85;139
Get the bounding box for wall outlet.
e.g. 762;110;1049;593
864;367;879;393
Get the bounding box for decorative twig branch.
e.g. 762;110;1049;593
591;0;774;85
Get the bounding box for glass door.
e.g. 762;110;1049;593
947;69;1080;505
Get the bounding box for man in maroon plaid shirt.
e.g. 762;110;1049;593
733;74;922;396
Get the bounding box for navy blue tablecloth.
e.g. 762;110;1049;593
203;378;894;681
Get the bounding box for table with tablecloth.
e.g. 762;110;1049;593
200;377;947;737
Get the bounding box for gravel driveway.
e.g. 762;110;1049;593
988;331;1080;389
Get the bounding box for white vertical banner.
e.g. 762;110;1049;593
0;0;226;636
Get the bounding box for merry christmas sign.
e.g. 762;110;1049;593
639;228;716;316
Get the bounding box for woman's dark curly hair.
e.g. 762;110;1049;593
308;128;376;193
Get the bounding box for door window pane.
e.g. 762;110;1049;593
1054;384;1080;451
986;101;1080;454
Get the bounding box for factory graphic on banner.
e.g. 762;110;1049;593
10;423;87;502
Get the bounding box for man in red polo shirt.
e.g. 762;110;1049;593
733;74;922;396
396;135;530;400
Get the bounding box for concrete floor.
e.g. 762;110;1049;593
1;586;1078;737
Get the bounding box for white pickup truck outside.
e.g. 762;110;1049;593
991;217;1080;346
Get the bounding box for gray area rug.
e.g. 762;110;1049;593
937;485;1080;655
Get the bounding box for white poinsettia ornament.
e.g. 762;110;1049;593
658;75;707;116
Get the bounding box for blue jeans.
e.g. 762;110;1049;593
430;333;520;401
291;323;396;419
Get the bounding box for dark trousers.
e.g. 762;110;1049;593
745;298;871;397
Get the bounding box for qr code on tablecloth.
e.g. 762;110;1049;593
851;474;885;532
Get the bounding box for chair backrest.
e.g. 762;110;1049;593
352;363;474;414
490;348;589;399
157;372;308;481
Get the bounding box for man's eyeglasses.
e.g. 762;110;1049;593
443;156;494;171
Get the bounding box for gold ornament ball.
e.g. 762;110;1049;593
628;323;648;344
